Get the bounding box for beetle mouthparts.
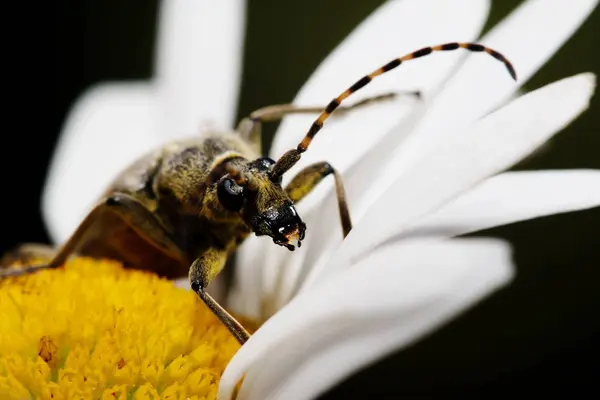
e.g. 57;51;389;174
271;224;305;252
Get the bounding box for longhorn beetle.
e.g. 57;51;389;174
0;43;516;344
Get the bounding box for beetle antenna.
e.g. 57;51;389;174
270;42;516;179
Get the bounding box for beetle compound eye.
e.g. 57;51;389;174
217;177;245;211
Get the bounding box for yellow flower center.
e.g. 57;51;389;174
0;257;241;399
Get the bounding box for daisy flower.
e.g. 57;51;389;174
31;0;600;399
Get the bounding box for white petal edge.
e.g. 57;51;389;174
219;238;514;400
402;169;600;239
155;0;246;136
303;72;595;288
233;0;491;318
43;84;163;244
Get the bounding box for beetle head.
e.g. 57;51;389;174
216;157;305;251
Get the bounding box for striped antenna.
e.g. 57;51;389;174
270;42;516;179
299;42;516;152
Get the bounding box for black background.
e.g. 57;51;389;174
4;0;599;398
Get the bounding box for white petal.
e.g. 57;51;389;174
42;84;162;244
234;0;492;315
219;238;514;400
306;72;595;287
403;170;600;239
270;0;490;192
229;241;292;320
155;0;246;136
376;0;598;179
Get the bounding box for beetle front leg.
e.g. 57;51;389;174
0;193;187;278
189;248;251;344
285;161;352;238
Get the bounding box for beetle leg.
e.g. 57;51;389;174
0;193;187;278
189;248;251;344
236;91;419;151
285;161;352;238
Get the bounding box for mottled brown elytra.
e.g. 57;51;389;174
0;42;515;344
